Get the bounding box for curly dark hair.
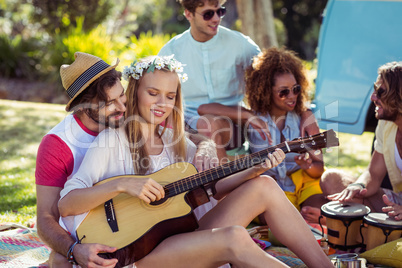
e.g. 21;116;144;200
377;61;402;116
245;47;309;115
178;0;226;13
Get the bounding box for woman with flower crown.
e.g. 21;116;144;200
57;55;333;268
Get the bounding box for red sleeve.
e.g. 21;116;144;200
35;134;74;187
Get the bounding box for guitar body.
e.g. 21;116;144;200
76;162;200;267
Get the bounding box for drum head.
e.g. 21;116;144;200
364;213;402;228
321;201;370;219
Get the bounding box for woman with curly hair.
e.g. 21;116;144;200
246;47;327;223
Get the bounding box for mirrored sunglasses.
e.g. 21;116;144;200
277;84;301;98
196;7;226;21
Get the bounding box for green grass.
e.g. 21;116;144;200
323;131;374;177
0;99;374;226
0;99;67;226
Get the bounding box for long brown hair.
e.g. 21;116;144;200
124;60;187;175
377;61;402;116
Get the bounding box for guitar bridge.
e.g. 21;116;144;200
105;199;119;233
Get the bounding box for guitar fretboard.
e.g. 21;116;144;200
163;130;334;198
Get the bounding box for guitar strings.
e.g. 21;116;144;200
164;144;285;196
163;131;332;197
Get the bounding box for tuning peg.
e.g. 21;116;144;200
326;148;333;153
314;150;321;155
311;140;316;146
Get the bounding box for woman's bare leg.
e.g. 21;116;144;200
136;226;288;268
198;175;333;268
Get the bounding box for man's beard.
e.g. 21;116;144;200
85;108;124;128
376;106;398;122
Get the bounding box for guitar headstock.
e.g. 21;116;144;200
287;129;339;154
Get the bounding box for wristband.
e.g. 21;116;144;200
348;182;366;189
67;241;79;265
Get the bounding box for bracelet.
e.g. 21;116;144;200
67;241;79;265
348;182;366;189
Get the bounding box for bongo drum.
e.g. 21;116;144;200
320;201;370;249
361;213;402;251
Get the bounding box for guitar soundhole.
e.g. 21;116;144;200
150;196;168;206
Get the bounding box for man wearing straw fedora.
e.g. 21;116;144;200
35;52;125;267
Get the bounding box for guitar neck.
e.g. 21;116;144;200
164;130;338;199
165;142;290;198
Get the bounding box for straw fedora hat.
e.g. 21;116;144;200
61;52;119;111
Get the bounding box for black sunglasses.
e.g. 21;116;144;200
373;82;386;99
196;7;226;21
277;85;301;98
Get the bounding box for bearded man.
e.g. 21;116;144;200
322;61;402;221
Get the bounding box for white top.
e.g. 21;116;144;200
395;143;402;174
59;126;199;239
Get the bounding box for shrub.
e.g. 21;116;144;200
116;31;175;73
43;17;125;85
31;0;113;36
0;35;44;80
130;31;174;59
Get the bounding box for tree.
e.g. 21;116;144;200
235;0;278;49
31;0;113;35
273;0;327;60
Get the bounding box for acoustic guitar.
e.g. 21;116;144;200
76;129;339;267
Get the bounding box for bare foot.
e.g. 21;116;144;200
301;206;326;224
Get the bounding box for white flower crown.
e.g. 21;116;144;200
122;55;188;83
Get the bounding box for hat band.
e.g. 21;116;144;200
67;60;110;99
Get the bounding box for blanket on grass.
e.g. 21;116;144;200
0;224;320;267
0;227;49;268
